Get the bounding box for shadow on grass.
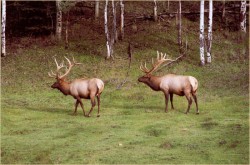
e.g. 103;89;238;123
24;103;187;116
25;106;74;115
109;104;186;114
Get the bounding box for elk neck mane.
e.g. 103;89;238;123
58;80;71;95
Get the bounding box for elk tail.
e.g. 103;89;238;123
189;76;198;94
96;84;100;96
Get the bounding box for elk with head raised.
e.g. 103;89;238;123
48;57;104;117
138;51;199;114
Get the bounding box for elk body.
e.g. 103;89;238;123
138;51;199;114
48;57;104;117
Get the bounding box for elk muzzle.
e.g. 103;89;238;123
138;76;150;83
51;82;59;89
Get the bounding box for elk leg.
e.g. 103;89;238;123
97;94;101;117
192;93;199;114
164;92;169;113
73;100;79;115
185;93;192;114
87;95;96;117
76;97;86;116
170;93;174;109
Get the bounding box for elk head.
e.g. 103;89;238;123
138;51;174;84
48;56;82;94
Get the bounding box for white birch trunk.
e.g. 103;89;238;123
222;0;226;21
240;0;246;32
1;0;6;57
153;0;157;21
112;0;118;42
120;0;124;40
95;0;99;20
207;0;213;63
65;12;69;49
167;0;169;11
56;0;62;41
199;0;205;66
105;0;112;59
178;0;182;48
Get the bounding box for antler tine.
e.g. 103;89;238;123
48;72;53;77
140;62;144;72
48;70;57;78
54;58;64;71
48;72;54;78
140;51;175;75
54;58;59;68
59;56;82;79
140;62;149;73
48;58;64;78
64;56;72;66
144;62;148;71
51;70;56;76
72;56;79;65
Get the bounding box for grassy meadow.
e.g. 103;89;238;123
1;10;249;164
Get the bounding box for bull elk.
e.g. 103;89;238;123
48;57;104;117
138;51;199;114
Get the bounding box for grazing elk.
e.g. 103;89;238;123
48;57;104;117
138;51;199;114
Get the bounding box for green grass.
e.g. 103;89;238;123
1;16;249;164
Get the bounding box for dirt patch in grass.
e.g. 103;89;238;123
160;142;173;149
219;140;227;146
201;118;219;130
229;140;240;149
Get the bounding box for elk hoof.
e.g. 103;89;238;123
184;112;188;114
196;112;200;115
97;114;100;117
71;113;77;116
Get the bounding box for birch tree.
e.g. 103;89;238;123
65;11;69;49
162;0;169;11
120;0;124;40
61;2;76;49
167;0;170;11
112;0;118;43
104;0;112;59
1;0;6;57
95;0;100;20
199;0;205;66
222;0;226;22
240;0;246;33
153;0;157;21
207;0;213;63
56;0;62;41
178;0;182;50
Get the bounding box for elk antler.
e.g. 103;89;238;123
48;56;82;79
59;56;82;79
140;51;175;76
48;58;65;78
